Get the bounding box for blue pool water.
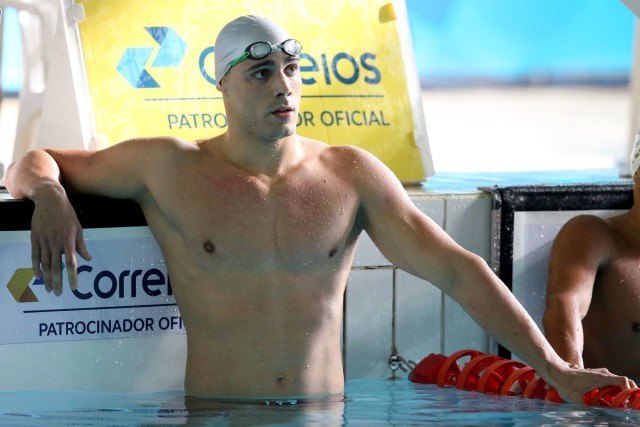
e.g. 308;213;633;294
420;169;628;194
3;378;640;426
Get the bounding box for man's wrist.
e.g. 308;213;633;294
29;179;66;204
538;353;567;387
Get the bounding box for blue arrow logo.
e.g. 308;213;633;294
117;47;159;88
117;27;187;89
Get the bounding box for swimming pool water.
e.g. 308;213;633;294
2;378;640;426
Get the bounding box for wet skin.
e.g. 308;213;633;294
6;51;636;404
545;210;640;377
142;137;362;398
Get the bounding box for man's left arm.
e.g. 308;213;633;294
347;146;632;404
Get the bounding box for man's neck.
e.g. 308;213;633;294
614;188;640;245
628;182;640;223
219;131;303;178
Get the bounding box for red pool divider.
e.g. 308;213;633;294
500;366;535;396
410;349;639;409
476;359;526;394
456;354;501;391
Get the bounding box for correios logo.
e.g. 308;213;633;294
119;26;382;89
7;268;40;302
117;26;187;88
6;265;173;303
72;265;173;300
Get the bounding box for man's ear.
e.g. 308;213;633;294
216;76;229;94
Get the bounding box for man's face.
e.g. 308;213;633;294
219;52;301;142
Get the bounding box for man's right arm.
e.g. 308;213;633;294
7;139;154;200
543;215;610;368
5;138;173;295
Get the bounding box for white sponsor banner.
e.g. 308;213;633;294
0;227;183;344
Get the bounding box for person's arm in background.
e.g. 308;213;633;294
344;146;632;404
543;216;611;368
5;138;174;295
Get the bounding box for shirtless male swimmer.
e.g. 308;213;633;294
544;134;640;378
5;16;635;403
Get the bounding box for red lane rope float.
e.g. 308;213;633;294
610;388;640;409
630;394;640;410
409;353;448;384
500;366;535;396
436;350;482;388
590;386;622;407
476;359;526;394
456;354;501;391
522;376;548;399
544;388;563;403
410;349;640;410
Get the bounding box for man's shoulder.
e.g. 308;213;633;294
135;136;197;153
560;214;617;239
545;215;622;277
120;136;200;165
307;140;380;169
556;214;619;254
563;214;610;229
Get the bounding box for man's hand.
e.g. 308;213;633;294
7;146;152;294
31;182;92;295
548;362;636;405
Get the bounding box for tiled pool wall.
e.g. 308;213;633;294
344;192;493;380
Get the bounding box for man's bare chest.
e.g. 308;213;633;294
149;172;360;268
591;255;640;323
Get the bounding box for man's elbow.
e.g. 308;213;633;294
5;162;15;192
4;149;58;199
459;251;490;276
446;251;490;295
4;158;23;197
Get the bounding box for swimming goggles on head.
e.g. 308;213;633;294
227;39;302;72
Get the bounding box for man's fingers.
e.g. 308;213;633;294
593;373;633;391
620;376;635;390
65;251;78;291
40;244;53;293
31;241;43;280
76;230;91;261
50;249;63;296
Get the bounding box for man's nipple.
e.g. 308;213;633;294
203;240;215;254
632;322;640;333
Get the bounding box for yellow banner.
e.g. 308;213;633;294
77;0;426;182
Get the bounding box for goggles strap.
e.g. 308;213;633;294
227;51;250;71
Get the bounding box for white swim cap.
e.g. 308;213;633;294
631;132;640;177
214;15;293;83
